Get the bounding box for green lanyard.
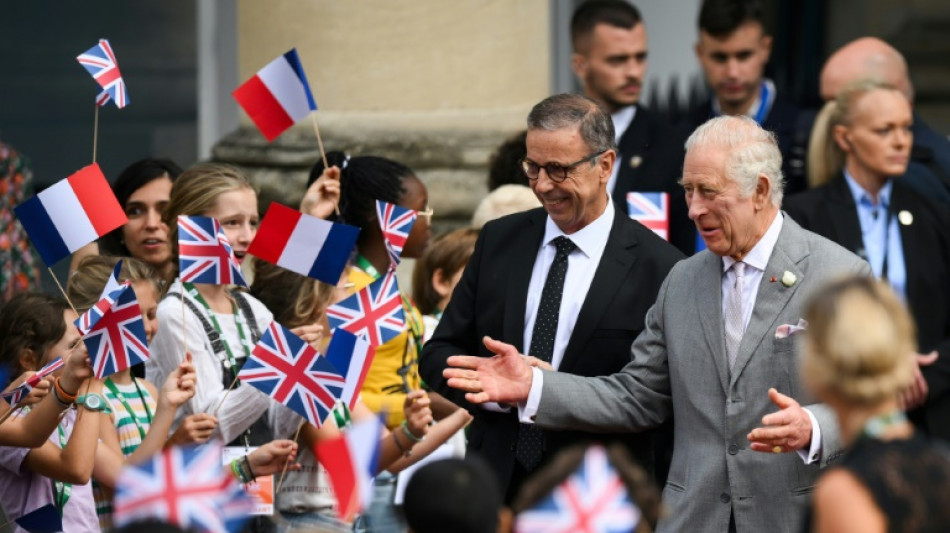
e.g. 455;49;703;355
332;402;352;430
353;255;425;351
104;377;153;443
184;282;252;370
53;424;71;513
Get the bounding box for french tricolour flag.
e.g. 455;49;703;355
232;48;316;142
247;202;359;285
323;329;376;410
315;415;383;522
14;163;127;265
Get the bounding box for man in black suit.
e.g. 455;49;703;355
683;0;809;195
570;0;693;255
419;94;684;502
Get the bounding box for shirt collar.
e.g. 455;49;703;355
542;194;614;259
712;79;775;120
843;169;892;210
722;211;784;273
611;106;637;144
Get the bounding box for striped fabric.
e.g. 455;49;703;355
94;379;157;528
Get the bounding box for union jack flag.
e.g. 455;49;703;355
178;215;247;287
113;442;253;533
626;192;670;242
76;39;129;109
238;321;345;427
326;270;405;347
376;200;417;266
515;445;641;533
76;260;125;334
77;284;150;379
1;358;64;407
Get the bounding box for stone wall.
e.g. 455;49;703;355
214;0;551;230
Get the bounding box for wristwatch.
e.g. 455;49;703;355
76;393;112;414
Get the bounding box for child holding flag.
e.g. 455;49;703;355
67;255;208;528
0;293;105;530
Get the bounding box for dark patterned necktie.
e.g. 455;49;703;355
515;236;576;470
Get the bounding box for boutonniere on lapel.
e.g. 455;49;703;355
769;271;797;287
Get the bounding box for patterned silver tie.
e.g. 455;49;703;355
724;261;746;370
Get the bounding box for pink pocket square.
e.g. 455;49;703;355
775;319;808;339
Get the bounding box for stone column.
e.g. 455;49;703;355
214;0;551;228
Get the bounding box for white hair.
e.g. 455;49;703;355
684;115;785;207
471;185;542;228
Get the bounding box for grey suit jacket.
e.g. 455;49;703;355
534;215;869;533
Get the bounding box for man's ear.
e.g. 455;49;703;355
754;174;772;210
599;149;617;184
571;53;587;79
760;34;773;62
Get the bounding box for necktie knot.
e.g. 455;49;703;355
733;261;746;283
552;236;576;259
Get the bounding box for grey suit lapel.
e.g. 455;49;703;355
696;250;730;394
730;215;807;385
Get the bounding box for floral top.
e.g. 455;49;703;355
0;141;41;302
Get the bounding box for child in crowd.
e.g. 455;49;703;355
146;162;325;533
411;227;479;343
252;260;471;532
68;255;209;528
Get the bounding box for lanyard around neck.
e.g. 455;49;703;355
104;377;153;443
184;282;252;369
53;423;71;513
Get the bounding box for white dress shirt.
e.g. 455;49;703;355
523;198;615;368
607;106;637;196
482;198;614;413
521;211;823;464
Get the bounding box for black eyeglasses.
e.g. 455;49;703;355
520;150;607;183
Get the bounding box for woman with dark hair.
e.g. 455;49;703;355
70;158;182;281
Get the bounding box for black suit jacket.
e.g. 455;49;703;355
784;176;950;440
419;206;684;493
681;95;810;196
611;105;692;256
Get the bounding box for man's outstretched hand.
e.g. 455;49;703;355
748;388;813;453
444;336;534;405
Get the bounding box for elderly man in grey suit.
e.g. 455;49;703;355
445;115;870;533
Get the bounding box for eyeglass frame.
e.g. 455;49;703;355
520;149;609;183
418;206;434;223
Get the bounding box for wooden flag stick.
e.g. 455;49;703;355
309;113;329;170
212;374;241;417
275;420;305;494
48;267;80;317
308;113;340;217
92;103;100;164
